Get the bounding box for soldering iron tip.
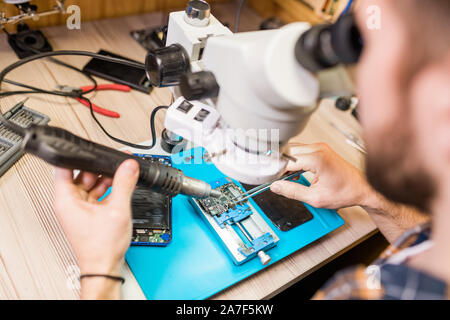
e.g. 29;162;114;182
210;189;222;198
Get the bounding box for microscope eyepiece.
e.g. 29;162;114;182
295;13;363;73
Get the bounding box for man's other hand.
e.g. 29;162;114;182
271;143;372;210
53;159;139;299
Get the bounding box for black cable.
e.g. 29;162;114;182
1;88;167;150
0;90;72;98
0;50;144;104
1;28;99;95
0;30;159;150
0;51;144;90
2;79;78;97
234;0;247;33
0;29;99;133
79;95;168;150
0;29;163;150
0;50;167;150
1;88;166;149
149;105;169;149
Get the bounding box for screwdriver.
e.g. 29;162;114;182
20;124;221;199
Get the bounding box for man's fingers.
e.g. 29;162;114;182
54;168;76;196
55;167;73;183
270;180;312;203
74;172;98;192
285;144;321;156
284;143;330;173
109;159;139;207
286;154;318;173
88;176;114;203
54;168;82;214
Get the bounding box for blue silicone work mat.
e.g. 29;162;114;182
125;147;344;300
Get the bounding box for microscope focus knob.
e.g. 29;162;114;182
184;0;211;27
145;44;191;87
335;96;352;111
257;251;271;265
179;71;220;100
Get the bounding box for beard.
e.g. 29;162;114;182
364;121;436;214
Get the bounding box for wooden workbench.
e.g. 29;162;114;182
0;9;376;300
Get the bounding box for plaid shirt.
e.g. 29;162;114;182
314;222;449;300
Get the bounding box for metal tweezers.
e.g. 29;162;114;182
329;122;367;154
231;171;303;205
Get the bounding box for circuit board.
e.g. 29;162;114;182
132;225;170;244
131;154;172;246
191;177;279;265
197;178;244;216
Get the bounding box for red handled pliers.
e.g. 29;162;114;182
57;83;131;118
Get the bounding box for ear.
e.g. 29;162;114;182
409;52;450;178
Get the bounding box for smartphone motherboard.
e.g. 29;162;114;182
190;177;279;265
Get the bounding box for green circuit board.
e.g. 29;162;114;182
197;179;245;216
132;228;169;244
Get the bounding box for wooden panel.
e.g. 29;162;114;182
248;0;355;25
0;0;229;32
246;0;276;19
248;0;324;24
275;0;324;23
301;0;351;20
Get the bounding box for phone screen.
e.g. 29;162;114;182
241;182;314;231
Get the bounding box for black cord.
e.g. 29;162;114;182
0;50;167;150
0;50;144;107
0;90;74;98
0;51;144;105
79;95;168;150
0;29;99;134
2;79;79;97
149;105;169;149
0;29;162;150
2;28;99;95
234;0;247;33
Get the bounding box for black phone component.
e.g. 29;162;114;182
82;50;152;94
241;183;314;231
131;155;172;246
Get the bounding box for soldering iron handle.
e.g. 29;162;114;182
22;125;184;196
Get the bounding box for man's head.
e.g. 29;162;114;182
355;0;450;213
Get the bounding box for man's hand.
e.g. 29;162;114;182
53;159;139;299
271;143;372;209
270;143;429;243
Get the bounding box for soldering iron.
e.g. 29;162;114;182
21;124;221;199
